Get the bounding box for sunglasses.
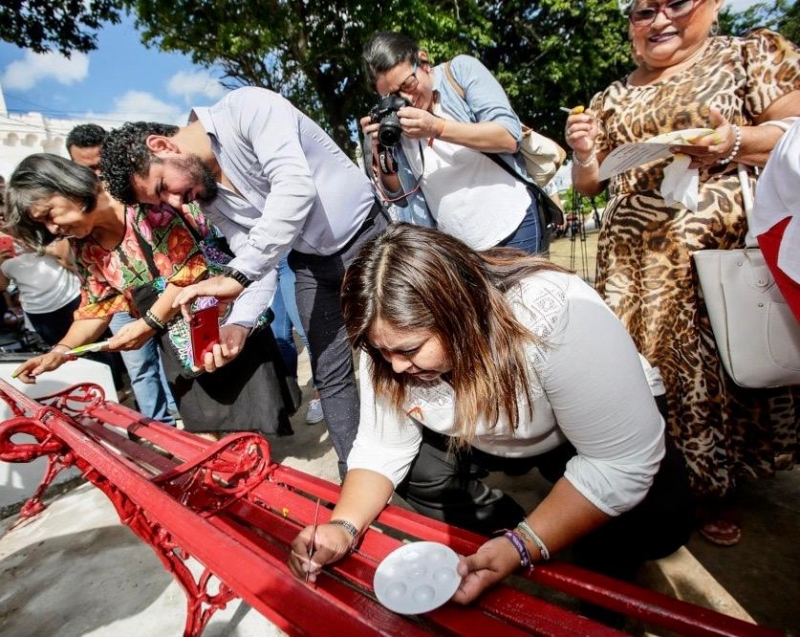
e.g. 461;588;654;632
629;0;705;27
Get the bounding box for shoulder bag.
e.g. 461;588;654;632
442;61;566;187
693;164;800;388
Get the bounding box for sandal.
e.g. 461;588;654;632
699;520;742;547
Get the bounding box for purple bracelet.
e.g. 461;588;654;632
503;530;533;571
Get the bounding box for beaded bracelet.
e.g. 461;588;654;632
143;309;166;332
717;124;741;165
503;530;533;571
572;151;597;168
516;520;551;562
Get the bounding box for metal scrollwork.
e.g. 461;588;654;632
153;433;271;518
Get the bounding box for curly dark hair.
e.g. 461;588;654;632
66;123;107;151
101;121;179;204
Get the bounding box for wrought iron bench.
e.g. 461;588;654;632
0;380;781;637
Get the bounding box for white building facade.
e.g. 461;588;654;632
0;83;94;180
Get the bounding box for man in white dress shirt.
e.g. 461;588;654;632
101;87;387;478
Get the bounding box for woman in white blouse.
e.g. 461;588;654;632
289;224;692;600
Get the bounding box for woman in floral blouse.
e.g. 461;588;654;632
5;153;296;437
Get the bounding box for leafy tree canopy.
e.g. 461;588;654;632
120;0;633;151
2;0;795;153
0;0;122;56
720;0;800;39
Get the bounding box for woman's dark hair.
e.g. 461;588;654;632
5;153;99;247
362;31;420;90
341;223;564;445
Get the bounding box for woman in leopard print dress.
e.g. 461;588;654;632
565;0;799;546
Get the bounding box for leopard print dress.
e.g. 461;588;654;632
590;30;800;498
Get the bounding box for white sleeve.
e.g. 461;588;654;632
346;351;424;487
541;279;665;516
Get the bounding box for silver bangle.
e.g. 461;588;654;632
572;151;597;168
516;520;551;561
717;124;741;165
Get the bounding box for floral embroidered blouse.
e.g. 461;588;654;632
72;203;212;320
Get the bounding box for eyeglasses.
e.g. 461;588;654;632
385;60;419;97
628;0;704;26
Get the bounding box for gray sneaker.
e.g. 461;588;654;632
305;398;324;425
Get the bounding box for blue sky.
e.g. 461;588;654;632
0;16;228;127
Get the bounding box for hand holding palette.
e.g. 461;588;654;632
373;541;462;615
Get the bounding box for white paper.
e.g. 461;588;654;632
597;128;715;181
598;143;674;181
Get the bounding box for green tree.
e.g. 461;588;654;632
124;0;492;154
0;0;122;55
470;0;633;142
719;0;799;41
777;0;800;42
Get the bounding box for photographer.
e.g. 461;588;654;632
361;31;544;254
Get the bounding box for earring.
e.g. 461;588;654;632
710;17;720;36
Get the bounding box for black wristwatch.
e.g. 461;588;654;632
220;266;253;288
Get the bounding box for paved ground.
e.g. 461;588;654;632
0;224;797;635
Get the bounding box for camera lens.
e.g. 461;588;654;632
378;114;403;146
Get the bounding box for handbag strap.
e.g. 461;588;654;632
442;61;538;187
128;214;161;278
173;204;236;260
737;162;758;248
442;61;560;228
173;203;207;245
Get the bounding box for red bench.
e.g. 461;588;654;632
0;380;781;637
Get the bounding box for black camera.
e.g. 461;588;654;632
369;95;410;146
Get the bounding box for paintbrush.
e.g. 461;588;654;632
305;498;321;585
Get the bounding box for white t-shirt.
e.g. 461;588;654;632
399;106;531;250
1;252;80;314
347;271;666;517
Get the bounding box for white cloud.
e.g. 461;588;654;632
2;51;89;91
167;70;226;103
82;90;186;126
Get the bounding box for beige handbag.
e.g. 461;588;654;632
517;125;568;187
693;165;800;388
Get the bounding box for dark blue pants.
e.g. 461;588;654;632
288;204;389;479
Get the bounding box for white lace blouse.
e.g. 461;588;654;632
347;271;666;516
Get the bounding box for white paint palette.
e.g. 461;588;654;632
373;541;462;615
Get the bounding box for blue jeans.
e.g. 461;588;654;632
110;312;176;424
497;194;544;254
270;257;311;379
